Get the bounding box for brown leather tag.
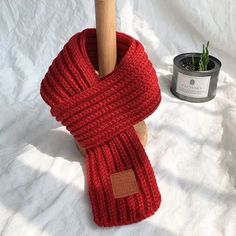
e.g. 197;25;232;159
110;169;139;198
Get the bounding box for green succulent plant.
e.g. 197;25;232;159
191;41;209;71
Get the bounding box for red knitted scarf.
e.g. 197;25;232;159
40;28;161;227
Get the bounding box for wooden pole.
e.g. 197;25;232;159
76;0;147;154
95;0;117;77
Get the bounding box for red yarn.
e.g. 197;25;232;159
40;28;161;227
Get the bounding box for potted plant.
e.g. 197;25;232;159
171;42;222;102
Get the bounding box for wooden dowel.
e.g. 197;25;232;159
76;0;147;155
95;0;117;77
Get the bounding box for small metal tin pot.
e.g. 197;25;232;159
171;53;222;102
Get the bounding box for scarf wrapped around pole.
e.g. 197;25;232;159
40;28;162;227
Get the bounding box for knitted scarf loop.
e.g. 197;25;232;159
40;28;161;227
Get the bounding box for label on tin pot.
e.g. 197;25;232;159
176;72;211;98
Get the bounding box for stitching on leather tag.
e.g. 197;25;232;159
110;169;139;199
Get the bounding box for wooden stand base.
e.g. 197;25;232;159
75;121;147;155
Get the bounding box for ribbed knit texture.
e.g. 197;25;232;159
40;28;161;227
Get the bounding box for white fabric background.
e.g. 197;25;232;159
0;0;236;235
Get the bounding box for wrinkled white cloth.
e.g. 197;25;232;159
0;0;236;235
